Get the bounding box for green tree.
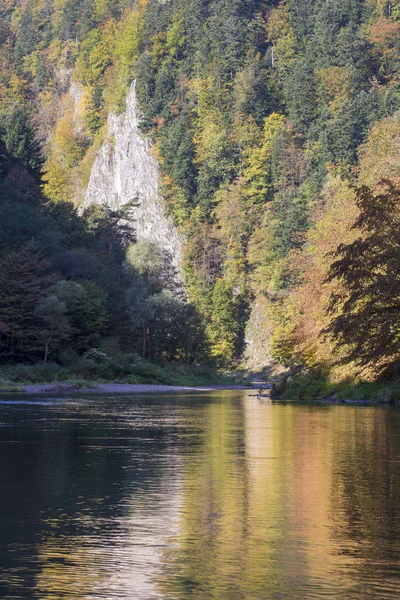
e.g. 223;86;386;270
1;105;42;174
13;8;38;64
52;280;107;353
209;279;241;364
35;296;71;362
283;60;317;134
159;117;197;200
126;278;154;358
125;239;182;357
0;243;55;362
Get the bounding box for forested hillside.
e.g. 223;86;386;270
1;0;400;384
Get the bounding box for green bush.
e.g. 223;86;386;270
278;370;400;404
123;374;141;384
0;357;237;387
69;358;107;380
132;360;172;384
2;362;67;383
58;348;80;367
279;371;332;401
83;348;111;365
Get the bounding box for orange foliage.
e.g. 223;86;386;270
370;17;400;81
370;17;400;49
280;112;400;377
287;176;358;369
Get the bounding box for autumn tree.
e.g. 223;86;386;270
324;181;400;375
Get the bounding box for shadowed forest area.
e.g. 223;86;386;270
1;0;400;394
0;142;210;384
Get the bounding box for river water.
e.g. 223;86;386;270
1;391;400;599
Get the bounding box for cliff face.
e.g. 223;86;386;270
244;301;273;371
84;81;182;269
84;80;271;367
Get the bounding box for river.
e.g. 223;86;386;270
1;391;400;599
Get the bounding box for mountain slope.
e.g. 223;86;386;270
1;0;400;377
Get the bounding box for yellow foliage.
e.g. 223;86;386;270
42;160;70;203
93;0;116;19
194;119;228;166
209;337;235;362
115;0;147;84
276;176;359;371
276;111;400;378
213;179;252;245
46;39;77;68
76;122;108;190
150;32;168;67
161;175;191;227
212;180;250;294
102;65;127;113
8;73;30;99
267;3;296;70
188;71;230;128
231;114;261;168
357;112;400;188
51;0;69;37
243;113;285;202
166;14;185;58
247;205;279;294
54;113;82;168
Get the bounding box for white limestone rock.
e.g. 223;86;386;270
84;81;182;269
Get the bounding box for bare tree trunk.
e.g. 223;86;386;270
142;322;147;358
44;329;54;363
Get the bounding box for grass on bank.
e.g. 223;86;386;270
276;370;400;404
0;352;245;390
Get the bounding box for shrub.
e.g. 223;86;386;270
4;362;67;383
69;358;106;380
123;374;141;384
132;360;171;384
58;348;80;366
83;348;111;365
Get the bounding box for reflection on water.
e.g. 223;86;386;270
0;393;400;599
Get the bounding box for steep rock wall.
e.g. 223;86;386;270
84;81;272;367
244;300;274;371
84;81;182;268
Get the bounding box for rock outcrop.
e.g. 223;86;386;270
84;81;182;269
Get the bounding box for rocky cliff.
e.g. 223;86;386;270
84;81;182;269
84;80;271;367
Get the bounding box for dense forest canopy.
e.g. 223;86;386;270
1;0;400;382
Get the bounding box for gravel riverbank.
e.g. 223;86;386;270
2;383;251;395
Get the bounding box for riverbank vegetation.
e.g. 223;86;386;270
1;0;400;394
274;371;400;404
0;359;236;389
0;141;208;372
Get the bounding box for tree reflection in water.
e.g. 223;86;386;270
0;394;399;599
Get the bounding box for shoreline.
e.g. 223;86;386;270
0;382;252;395
0;384;397;405
273;396;397;406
